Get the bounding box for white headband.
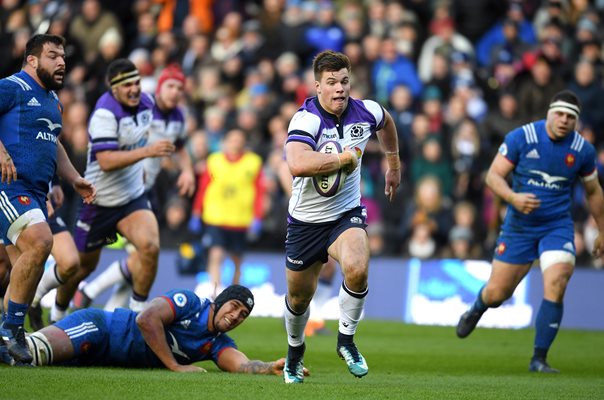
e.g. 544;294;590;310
548;100;580;118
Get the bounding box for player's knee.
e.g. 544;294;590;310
58;257;80;279
484;286;512;306
138;241;160;261
287;292;312;312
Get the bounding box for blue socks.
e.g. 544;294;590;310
5;300;28;327
470;286;488;313
534;299;563;360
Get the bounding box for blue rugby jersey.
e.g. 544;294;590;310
106;289;236;368
499;120;597;228
0;70;62;197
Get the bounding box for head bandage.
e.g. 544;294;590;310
548;100;580;119
110;70;140;87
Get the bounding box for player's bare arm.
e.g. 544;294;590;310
0;140;17;184
486;153;541;214
217;348;309;376
136;297;206;373
56;141;96;204
286;141;355;177
95;140;176;172
176;147;196;197
583;176;604;257
376;110;401;201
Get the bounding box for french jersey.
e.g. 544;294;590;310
59;289;236;367
286;97;385;223
0;70;62;199
143;104;186;191
84;91;154;207
499;120;597;229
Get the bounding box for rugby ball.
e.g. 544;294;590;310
312;140;344;197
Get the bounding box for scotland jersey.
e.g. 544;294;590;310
0;70;62;198
84;92;154;207
56;289;236;367
499;120;597;228
287;97;385;223
143;104;186;191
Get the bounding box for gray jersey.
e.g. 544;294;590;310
84;92;154;207
287;97;384;223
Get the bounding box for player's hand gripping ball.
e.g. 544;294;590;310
313;140;346;197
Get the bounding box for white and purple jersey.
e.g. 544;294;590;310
499;120;597;229
143;104;186;191
84;92;154;207
286;97;385;223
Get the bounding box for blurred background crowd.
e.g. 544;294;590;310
2;0;604;267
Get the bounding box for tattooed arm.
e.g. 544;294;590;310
216;348;309;376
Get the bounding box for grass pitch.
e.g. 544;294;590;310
2;317;603;400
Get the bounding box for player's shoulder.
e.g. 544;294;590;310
506;120;543;144
570;130;595;156
140;92;155;109
0;72;33;91
289;99;322;129
163;289;201;309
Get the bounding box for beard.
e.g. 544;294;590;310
37;67;63;90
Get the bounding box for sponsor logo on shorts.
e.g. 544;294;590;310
76;220;91;232
287;256;303;265
350;216;363;224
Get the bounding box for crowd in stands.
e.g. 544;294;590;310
2;0;604;267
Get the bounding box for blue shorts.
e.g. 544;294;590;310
74;194;151;252
54;308;110;366
285;206;367;271
48;214;68;235
204;225;247;255
0;189;47;244
494;223;575;264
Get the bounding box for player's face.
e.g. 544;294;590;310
35;42;66;90
547;110;577;140
112;79;142;108
316;68;350;117
157;79;184;111
214;300;249;333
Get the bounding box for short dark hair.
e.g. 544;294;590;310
106;58;138;86
550;90;581;111
312;50;351;81
23;34;65;66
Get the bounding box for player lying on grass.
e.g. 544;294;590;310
2;285;308;376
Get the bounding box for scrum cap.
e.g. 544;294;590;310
156;64;185;95
214;284;254;313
